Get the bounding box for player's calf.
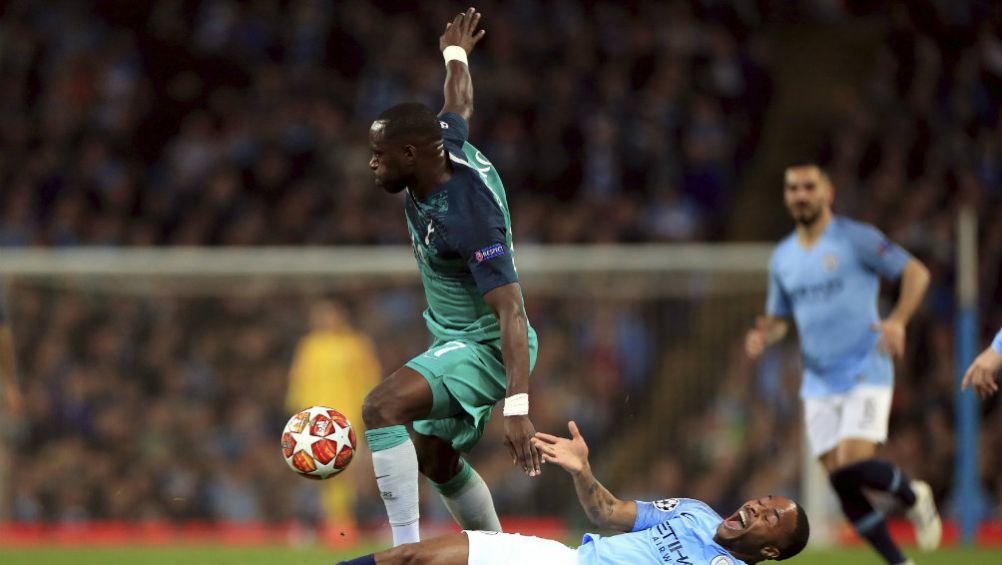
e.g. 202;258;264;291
830;467;909;564
362;369;440;545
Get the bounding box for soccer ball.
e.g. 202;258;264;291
281;406;356;480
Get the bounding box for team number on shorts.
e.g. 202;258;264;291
432;341;467;357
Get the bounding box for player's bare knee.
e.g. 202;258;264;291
362;389;404;428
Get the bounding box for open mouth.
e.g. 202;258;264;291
723;509;747;530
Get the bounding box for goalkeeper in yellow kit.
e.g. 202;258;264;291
286;299;380;537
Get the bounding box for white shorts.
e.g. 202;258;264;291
465;530;578;565
803;384;893;458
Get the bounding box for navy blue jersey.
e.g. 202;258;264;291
404;112;529;342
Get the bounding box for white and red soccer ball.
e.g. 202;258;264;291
281;406;356;480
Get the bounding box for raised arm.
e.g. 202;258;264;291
484;282;540;477
439;7;485;122
532;421;638;532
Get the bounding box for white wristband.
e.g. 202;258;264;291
502;393;528;416
442;45;469;66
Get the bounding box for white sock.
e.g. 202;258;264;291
372;440;420;546
441;468;502;532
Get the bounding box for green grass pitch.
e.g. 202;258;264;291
0;546;999;565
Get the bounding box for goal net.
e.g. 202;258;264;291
0;244;834;542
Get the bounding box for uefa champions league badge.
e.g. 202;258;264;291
474;243;506;263
653;498;680;512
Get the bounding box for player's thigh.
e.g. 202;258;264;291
465;531;577;565
803;394;845;468
406;340;503;419
362;366;435;427
834;438;878;468
835;384;892;465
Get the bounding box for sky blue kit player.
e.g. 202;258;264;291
766;215;912;398
746;163;939;565
337;421;810;565
578;497;753;565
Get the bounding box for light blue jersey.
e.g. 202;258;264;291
767;216;912;398
993;327;1002;355
577;498;744;565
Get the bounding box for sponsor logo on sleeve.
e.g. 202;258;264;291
877;240;891;256
653;498;680;512
473;243;506;263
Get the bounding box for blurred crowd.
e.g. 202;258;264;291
0;0;771;246
1;0;1002;535
5;285;663;527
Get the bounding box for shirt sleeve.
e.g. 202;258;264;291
632;498;691;531
766;260;792;317
438;112;469;144
992;326;1002;355
448;183;518;295
844;220;912;279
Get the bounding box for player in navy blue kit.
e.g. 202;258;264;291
336;421;810;565
745;163;939;565
962;326;1002;399
362;7;540;547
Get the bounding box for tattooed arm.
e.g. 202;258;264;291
532;421;637;532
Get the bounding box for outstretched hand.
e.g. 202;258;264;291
440;7;486;53
962;346;1001;400
531;421;589;476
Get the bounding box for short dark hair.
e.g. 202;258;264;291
777;503;810;560
375;102;442;143
784;161;832;184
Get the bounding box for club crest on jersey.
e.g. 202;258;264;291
654;498;680;512
822;253;839;272
440;120;449;129
710;556;734;565
474;243;506;263
877;239;891;256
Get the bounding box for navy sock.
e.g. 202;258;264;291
336;555;376;565
837;459;916;507
831;467;907;564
